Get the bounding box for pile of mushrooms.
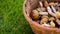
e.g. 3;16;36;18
30;1;60;28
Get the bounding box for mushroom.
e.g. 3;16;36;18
49;2;56;13
40;18;48;25
39;12;48;15
47;6;56;17
56;11;60;19
31;10;39;19
44;1;56;17
50;21;55;28
49;17;55;21
42;15;48;19
56;19;60;25
49;2;56;6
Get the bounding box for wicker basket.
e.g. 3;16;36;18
23;0;60;34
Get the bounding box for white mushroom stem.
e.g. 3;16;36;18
39;12;48;15
51;6;56;13
42;22;50;27
39;1;43;7
47;6;56;17
56;19;60;25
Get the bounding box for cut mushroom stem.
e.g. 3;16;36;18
39;12;48;15
47;6;56;17
51;6;56;13
42;22;50;27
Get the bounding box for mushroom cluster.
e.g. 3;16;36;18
30;1;60;28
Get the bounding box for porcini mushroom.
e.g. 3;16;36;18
50;21;55;28
49;17;55;21
49;2;55;6
40;18;48;25
31;10;39;19
56;11;60;19
49;2;56;13
47;6;56;17
44;1;56;17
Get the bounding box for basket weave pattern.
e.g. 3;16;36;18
23;0;60;34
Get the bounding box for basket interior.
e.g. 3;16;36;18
25;0;60;18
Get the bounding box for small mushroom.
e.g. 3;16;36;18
49;17;55;21
56;11;60;19
47;6;56;17
39;12;48;15
42;15;48;19
40;18;48;25
31;10;39;19
50;21;55;28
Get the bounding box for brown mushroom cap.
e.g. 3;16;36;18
56;11;60;19
50;21;55;28
31;10;39;19
40;18;48;24
49;17;55;21
49;2;56;6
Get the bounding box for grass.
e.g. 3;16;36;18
0;0;33;34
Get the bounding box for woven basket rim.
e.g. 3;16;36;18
23;0;60;31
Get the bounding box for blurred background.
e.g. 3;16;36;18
0;0;33;34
